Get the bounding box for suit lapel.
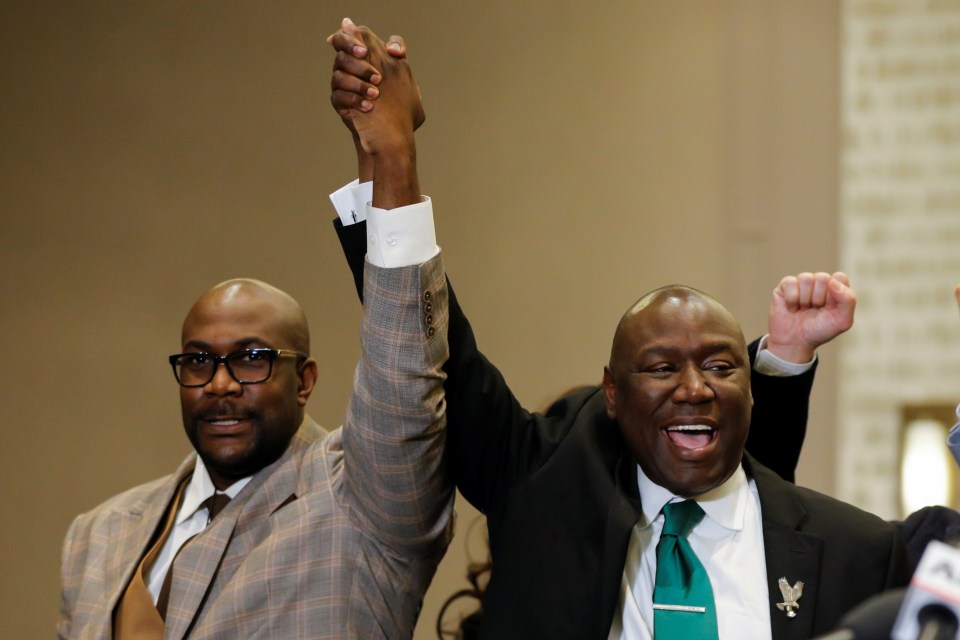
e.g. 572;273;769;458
98;456;195;638
597;451;643;637
163;421;321;638
747;455;822;640
163;502;241;638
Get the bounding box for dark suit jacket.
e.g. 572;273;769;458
445;384;906;640
336;220;908;639
898;505;960;571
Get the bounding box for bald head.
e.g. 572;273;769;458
609;285;745;374
183;278;310;355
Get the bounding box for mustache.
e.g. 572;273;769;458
192;402;260;422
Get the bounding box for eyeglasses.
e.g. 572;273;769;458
168;348;307;387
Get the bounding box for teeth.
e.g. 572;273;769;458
667;425;713;431
210;419;240;426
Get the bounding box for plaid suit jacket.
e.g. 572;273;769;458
59;254;453;639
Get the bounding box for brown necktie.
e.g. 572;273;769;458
156;492;232;617
205;492;231;521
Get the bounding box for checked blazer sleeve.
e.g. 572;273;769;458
339;251;454;554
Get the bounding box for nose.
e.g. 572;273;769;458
672;364;715;404
205;361;242;396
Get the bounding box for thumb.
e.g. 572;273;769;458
829;277;856;327
386;35;407;59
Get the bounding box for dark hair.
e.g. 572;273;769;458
435;557;490;639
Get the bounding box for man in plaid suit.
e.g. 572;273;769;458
58;36;446;639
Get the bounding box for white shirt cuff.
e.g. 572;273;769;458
330;179;372;226
753;334;816;377
329;180;440;268
366;197;438;268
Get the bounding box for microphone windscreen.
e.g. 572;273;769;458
816;588;907;640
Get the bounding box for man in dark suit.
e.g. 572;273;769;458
327;20;908;639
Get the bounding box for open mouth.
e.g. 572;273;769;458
664;425;717;450
202;417;251;435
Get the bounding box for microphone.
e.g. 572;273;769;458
814;540;960;640
892;540;960;640
813;588;906;640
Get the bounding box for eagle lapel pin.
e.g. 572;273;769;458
776;577;804;618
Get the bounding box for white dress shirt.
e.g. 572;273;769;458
145;458;251;602
608;465;772;640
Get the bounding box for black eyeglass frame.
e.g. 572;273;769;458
168;348;308;387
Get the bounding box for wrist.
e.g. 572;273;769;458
366;128;416;159
764;338;816;365
371;142;419;209
354;135;373;183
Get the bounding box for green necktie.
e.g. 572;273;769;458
652;500;719;639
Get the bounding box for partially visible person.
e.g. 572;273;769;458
947;282;960;466
327;21;907;639
58;35;451;638
901;282;960;568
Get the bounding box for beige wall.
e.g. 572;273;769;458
0;2;839;637
839;0;960;519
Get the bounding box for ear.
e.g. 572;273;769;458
296;358;319;406
602;366;617;420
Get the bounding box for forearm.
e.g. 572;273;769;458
341;253;453;551
332;213;540;512
744;338;816;483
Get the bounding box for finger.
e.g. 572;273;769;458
827;273;854;303
328;31;368;60
327;22;368;59
331;64;381;102
776;275;800;312
827;275;856;304
795;272;815;309
386;35;408;59
355;25;387;58
341;16;361;39
330;89;373;114
332;49;382;87
810;272;831;308
831;271;851;287
828;277;856;329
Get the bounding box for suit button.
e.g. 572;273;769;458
423;301;433;314
423;290;432;303
424;314;433;326
427;326;435;338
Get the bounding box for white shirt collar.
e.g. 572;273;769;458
176;456;253;525
635;462;749;533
